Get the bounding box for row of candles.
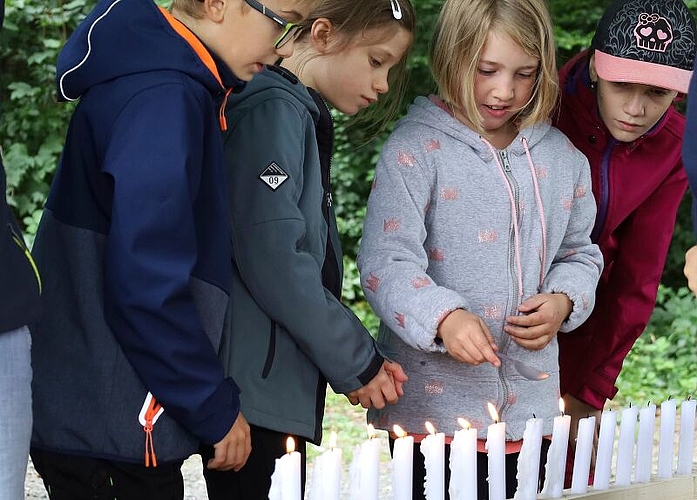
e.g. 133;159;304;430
269;397;696;500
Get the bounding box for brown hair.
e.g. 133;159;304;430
430;0;558;134
298;0;416;131
172;0;320;21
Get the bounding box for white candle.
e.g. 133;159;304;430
540;399;571;499
310;431;342;500
392;424;414;500
268;436;302;500
657;398;677;478
677;398;696;475
592;409;616;490
486;403;506;500
614;403;638;487
542;398;571;498
634;402;656;483
420;421;445;500
513;416;543;500
449;418;477;500
570;415;596;494
349;425;380;500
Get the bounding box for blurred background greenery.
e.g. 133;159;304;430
1;0;695;436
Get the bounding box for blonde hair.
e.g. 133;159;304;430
429;0;558;134
296;0;416;132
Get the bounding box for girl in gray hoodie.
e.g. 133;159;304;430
357;0;603;498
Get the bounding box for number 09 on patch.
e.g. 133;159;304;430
259;162;289;190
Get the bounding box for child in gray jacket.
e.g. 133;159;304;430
357;0;603;498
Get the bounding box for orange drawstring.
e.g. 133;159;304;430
219;87;233;131
143;396;162;467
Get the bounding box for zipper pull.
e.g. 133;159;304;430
327;192;333;208
499;150;511;171
139;393;164;467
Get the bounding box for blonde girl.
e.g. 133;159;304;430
358;0;603;498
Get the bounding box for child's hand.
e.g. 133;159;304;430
437;309;500;366
345;360;408;409
684;245;697;295
504;293;572;350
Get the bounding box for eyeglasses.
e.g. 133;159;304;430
244;0;304;49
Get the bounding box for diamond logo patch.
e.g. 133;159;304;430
259;162;289;190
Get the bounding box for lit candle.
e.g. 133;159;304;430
268;436;302;500
677;397;696;475
540;399;571;499
657;397;677;478
349;424;380;500
614;403;638;487
449;418;477;500
634;402;656;483
592;409;616;490
310;431;342;500
420;421;445;500
570;415;596;494
486;403;506;500
392;424;414;500
513;415;543;500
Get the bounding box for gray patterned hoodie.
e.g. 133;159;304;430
357;96;603;440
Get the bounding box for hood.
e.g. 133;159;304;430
226;64;319;122
56;0;242;102
400;95;552;159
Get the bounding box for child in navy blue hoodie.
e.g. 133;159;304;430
28;0;317;497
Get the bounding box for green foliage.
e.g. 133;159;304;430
616;285;697;404
1;0;94;240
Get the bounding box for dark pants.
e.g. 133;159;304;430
30;447;184;500
200;424;308;500
389;438;551;500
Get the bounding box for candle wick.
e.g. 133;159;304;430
532;413;536;418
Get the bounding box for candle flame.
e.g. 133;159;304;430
286;436;295;454
559;398;565;415
487;403;499;423
393;424;407;438
367;423;376;439
425;421;437;435
328;431;337;449
457;418;471;430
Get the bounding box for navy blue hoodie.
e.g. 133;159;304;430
0;0;42;333
31;0;243;463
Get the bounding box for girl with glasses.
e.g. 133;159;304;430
200;0;415;498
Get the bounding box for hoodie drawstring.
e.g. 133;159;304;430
485;137;548;300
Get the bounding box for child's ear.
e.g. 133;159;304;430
588;54;599;83
201;0;228;23
309;18;336;53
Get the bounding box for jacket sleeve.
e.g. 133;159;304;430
562;162;687;409
357;133;468;352
541;149;603;331
684;67;697;238
102;85;239;445
225;95;382;394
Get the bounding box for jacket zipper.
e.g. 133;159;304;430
7;223;42;294
591;140;615;242
496;150;516;420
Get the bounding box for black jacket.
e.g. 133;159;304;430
1;0;42;332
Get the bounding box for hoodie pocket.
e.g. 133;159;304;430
261;321;277;379
7;223;41;294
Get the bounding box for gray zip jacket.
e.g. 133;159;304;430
357;96;603;439
220;67;383;444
